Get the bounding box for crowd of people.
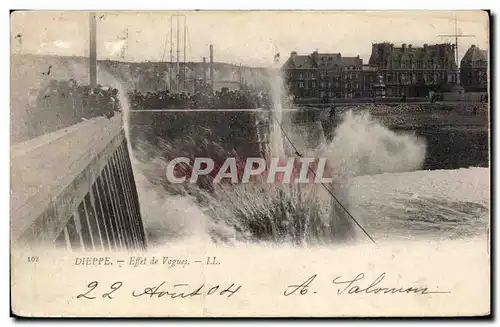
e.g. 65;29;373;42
31;79;274;121
34;79;122;120
127;88;273;110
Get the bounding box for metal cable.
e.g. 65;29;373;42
268;109;378;246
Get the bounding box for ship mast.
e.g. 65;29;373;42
438;14;475;84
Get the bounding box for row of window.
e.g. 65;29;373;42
295;72;363;80
460;71;487;84
295;81;361;90
461;60;487;68
290;69;455;82
389;60;453;69
292;73;455;90
461;70;487;77
384;72;455;84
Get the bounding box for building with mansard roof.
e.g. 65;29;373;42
282;50;365;102
460;45;488;92
368;42;458;97
282;42;460;102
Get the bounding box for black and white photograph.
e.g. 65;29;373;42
10;10;490;317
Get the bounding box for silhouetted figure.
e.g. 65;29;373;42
473;106;478;116
321;106;336;142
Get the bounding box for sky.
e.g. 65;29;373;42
10;10;489;67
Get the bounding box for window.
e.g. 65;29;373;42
417;61;422;69
298;81;304;88
312;81;316;88
400;73;405;84
299;73;304;80
355;83;359;89
387;72;393;83
335;82;340;88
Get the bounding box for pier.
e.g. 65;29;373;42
11;113;147;251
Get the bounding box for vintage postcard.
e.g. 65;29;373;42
10;10;490;317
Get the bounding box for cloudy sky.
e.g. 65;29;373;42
11;10;489;67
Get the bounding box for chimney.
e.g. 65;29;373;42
209;44;214;93
402;43;407;52
89;12;97;87
311;50;319;66
408;44;412;49
202;57;207;85
291;51;297;61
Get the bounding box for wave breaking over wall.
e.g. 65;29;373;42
129;69;428;247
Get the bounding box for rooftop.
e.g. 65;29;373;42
461;45;488;63
283;51;362;70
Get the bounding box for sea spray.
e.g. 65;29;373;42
321;110;427;178
87;63;428;246
268;69;287;158
129;87;427;245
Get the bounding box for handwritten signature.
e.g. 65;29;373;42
284;273;450;296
